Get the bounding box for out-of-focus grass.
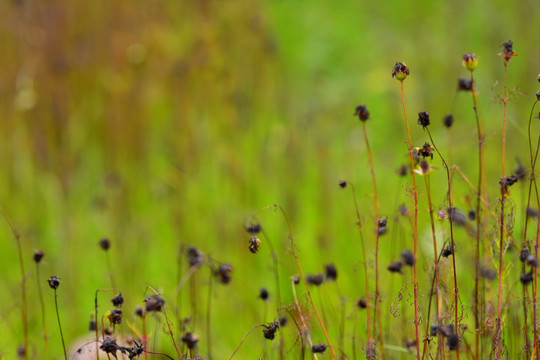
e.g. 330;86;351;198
0;0;539;358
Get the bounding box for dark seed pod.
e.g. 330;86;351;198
107;308;123;325
325;263;338;281
418;142;433;159
520;271;533;285
387;261;402;273
443;114;454;128
457;77;473;91
33;250;45;263
245;223;262;234
47;275;60;290
527;207;539;218
187;246;205;266
312;343;328;354
397;164;409;177
134;306;144;317
377;218;388;235
354;104;370;121
500;40;515;62
499;175;519;193
417;111;430;128
249;236;261;254
279;316;288;327
111;293;124;307
401;249;415;266
468;210;476;221
430;324;439;337
217;263;233;284
527;255;538;267
338;180;347;188
480;267;497;280
306;273;324;286
259;287;269;301
99;238;111;250
520;248;530;262
262;321;280;340
357;298;367;309
420;159;430;174
181;332;199;349
100;337;120;357
441;245;454;258
145;294;165;312
89;318;96;331
447;333;459;351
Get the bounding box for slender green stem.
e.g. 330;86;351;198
54;289;67;360
36;263;50;360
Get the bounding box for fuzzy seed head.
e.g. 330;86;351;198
145;294;165;312
111;293;124;307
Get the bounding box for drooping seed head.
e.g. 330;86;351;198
462;53;478;71
217;263;233;284
392;62;410;81
47;275;60;290
249;236;261;254
417;111;430;128
245;223;262;234
111;293;124;307
312;343;328;354
100;337;120;357
33;250;45;263
354;104;370;121
262;321;280;340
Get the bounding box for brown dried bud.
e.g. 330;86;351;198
99;238;111;250
33;250;45;263
47;275;60;290
145;294;165;312
417;111;430;128
392;62;410;81
249;236;261;254
458;77;473;91
354;104;370;121
443;114;454;128
181;332;199;349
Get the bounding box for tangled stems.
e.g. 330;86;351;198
425;127;459;360
398;80;421;360
360;121;384;359
252;204;338;360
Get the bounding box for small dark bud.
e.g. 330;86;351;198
259;287;269;300
401;249;415;266
447;333;459;351
480;267;497;280
357;298;367;309
417;111;430;128
499;175;519;193
420;159;429;174
306;273;324;286
145;294;165;312
538;74;540;82
457;77;473;91
527;255;538;267
468;210;476;221
33;250;45;263
500;40;516;62
17;346;26;357
89;319;96;331
520;248;531;262
99;238;111;250
312;343;328;354
100;337;120;356
377;217;388;235
441;245;454;258
399;204;410;216
134;306;144;317
291;275;300;285
419;142;433;159
443;114;454;128
187;246;205;266
354;104;370;121
338;179;347;188
448;207;467;226
181;332;199;349
245;223;262;234
430;324;439;337
392;62;410;81
279;316;288;327
520;271;533;285
405;339;417;350
536;89;540;101
325;263;337;281
217;263;233;284
387;261;402;273
249;236;261;254
111;293;124;307
397;164;409;177
47;275;60;290
527;207;539;218
262;321;280;340
107;308;123;325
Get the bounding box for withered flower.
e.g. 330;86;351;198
392;62;410;81
354;104;370;121
462;53;478;71
145;294;165;312
417;111;430;128
249;236;261;254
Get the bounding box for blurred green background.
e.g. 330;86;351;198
1;0;539;358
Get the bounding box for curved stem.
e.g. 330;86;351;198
227;324;264;360
54;289;67;360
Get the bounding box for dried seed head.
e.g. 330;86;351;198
134;306;144;317
457;77;473;91
387;261;402;273
443;114;454;128
499;40;517;62
499;175;519;193
111;293;124;307
338;179;347;188
429;324;439;337
217;263;233;284
401;249;415;266
417;111;430;128
377;217;388;235
357;298;368;309
447;207;467;226
259;287;269;301
145;294;165;312
440;324;455;336
521;248;531;262
181;332;199;349
419;142;433;159
441;245;454;258
249;236;261;254
306;273;324;286
526;255;538;267
468;209;476;221
47;275;60;290
245;223;262;234
312;343;328;354
100;337;120;356
279;316;288;327
536;89;540;101
480;267;497;280
325;263;338;281
447;333;459;351
187;246;205;266
17;345;26;357
392;62;410;81
462;52;478;71
33;250;45;263
262;321;280;340
99;238;111;251
107;308;123;325
520;271;533;285
354;104;370;121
